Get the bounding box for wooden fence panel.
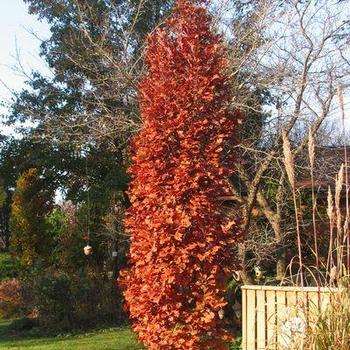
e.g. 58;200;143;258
241;285;337;350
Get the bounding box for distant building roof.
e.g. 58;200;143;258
295;146;350;192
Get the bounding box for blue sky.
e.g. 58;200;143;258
0;0;50;134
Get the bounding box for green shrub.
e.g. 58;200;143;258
8;317;38;332
0;278;26;318
0;253;20;280
230;336;242;349
22;269;124;330
9;168;54;267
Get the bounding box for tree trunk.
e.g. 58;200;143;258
276;256;286;281
238;243;254;285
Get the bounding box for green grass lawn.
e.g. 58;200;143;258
0;320;142;350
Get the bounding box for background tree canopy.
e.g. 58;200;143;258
0;0;178;329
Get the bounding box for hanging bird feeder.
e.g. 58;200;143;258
84;244;93;256
82;153;93;257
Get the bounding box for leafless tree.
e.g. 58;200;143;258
9;0;173;152
218;0;350;283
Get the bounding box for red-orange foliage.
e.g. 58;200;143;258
0;279;24;317
120;1;241;349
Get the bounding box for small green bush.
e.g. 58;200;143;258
0;278;25;318
230;336;242;349
22;269;124;330
0;253;20;280
8;317;38;332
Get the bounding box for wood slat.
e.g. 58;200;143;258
296;289;308;309
256;290;266;350
247;289;256;350
308;291;320;325
276;290;286;348
242;288;247;350
266;290;276;350
287;290;297;307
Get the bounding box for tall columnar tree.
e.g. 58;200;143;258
120;1;241;349
9;168;53;266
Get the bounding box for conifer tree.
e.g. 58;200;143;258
10;168;53;266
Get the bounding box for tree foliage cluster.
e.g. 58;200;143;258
0;278;24;318
120;2;241;349
10;168;53;266
1;161;128;326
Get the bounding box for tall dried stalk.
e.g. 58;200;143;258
282;130;304;286
337;83;349;272
308;130;320;287
335;164;344;276
327;187;335;274
305;138;350;348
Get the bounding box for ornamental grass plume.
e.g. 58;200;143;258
327;186;335;272
282;130;295;189
308;130;320;284
282;130;303;285
119;1;241;349
308;130;315;170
